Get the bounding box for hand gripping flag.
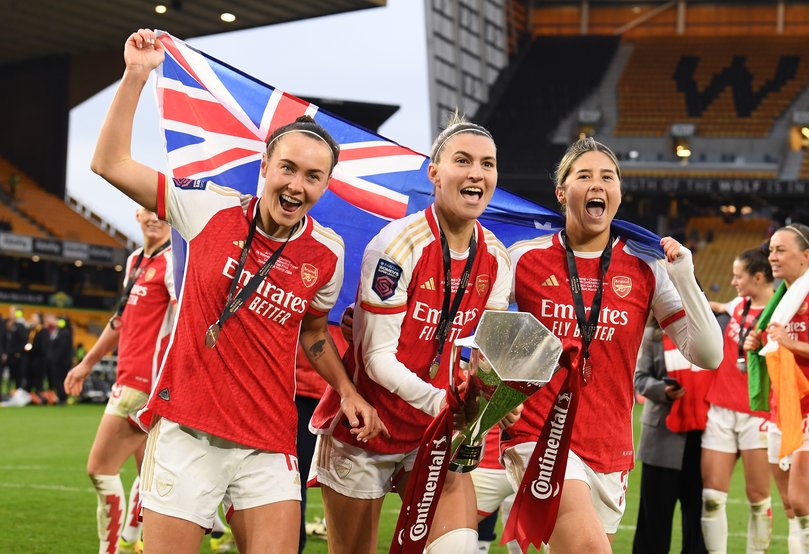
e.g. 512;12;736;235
152;30;662;322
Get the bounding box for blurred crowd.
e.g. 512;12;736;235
0;305;80;406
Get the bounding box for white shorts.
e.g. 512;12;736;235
104;384;148;420
502;442;628;534
471;467;515;516
140;418;301;528
701;404;769;453
767;417;809;468
313;435;417;499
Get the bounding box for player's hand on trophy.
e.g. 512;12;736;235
498;403;523;430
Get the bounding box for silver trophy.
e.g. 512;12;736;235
448;310;563;472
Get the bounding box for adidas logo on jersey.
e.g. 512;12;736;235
232;240;245;249
420;277;436;291
541;275;560;287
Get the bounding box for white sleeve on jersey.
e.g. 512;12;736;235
356;233;446;417
656;246;724;369
725;295;744;316
358;309;446;416
164;178;247;241
160;249;177;302
310;227;345;314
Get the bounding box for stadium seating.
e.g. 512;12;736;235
0;156;124;247
0;202;47;237
687;216;770;301
615;37;809;137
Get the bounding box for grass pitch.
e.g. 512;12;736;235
0;403;793;552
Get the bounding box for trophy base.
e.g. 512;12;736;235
449;443;484;473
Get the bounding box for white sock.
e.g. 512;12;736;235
120;476;141;544
798;514;809;554
90;474;125;554
747;497;772;553
788;517;802;554
211;505;228;536
702;488;728;553
500;495;523;554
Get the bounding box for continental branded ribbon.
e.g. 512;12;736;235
390;391;460;553
502;353;582;551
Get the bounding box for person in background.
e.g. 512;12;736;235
64;207;176;554
633;321;707;554
701;247;774;554
745;223;809;553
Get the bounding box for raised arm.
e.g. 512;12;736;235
91;29;163;211
659;236;724;369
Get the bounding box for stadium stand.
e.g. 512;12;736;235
0;202;47;237
0;156;125;248
686;216;770;301
615;36;809;137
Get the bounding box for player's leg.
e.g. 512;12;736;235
87;414;147;553
700;416;738;553
547;479;611;553
315;435;391;554
139;419;234;553
788;445;809;553
422;470;478;552
679;430;708;554
321;487;383;553
118;476;142;552
741;448;772;553
228;501;300;553
141;510;205;554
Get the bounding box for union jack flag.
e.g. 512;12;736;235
154;31;660;320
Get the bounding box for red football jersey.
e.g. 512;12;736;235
332;206;511;454
505;232;686;473
149;175;344;454
116;246;176;393
706;297;769;416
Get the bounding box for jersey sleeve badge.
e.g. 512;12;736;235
372;259;403;301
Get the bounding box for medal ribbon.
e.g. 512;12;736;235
502;232;612;550
429;224;477;377
562;230;613;376
206;208;297;348
109;239;171;330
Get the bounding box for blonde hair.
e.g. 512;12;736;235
430;111;494;163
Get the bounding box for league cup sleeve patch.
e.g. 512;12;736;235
172;177;207;190
372;259;403;301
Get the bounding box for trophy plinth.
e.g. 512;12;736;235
448;310;563;472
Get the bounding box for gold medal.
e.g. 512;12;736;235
205;323;221;348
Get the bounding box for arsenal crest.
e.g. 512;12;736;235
476;275;490;296
612;276;632;298
301;263;318;288
144;267;156;281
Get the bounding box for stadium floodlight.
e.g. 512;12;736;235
220;12;236;23
155;4;167;14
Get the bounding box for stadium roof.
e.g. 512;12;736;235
0;0;385;66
